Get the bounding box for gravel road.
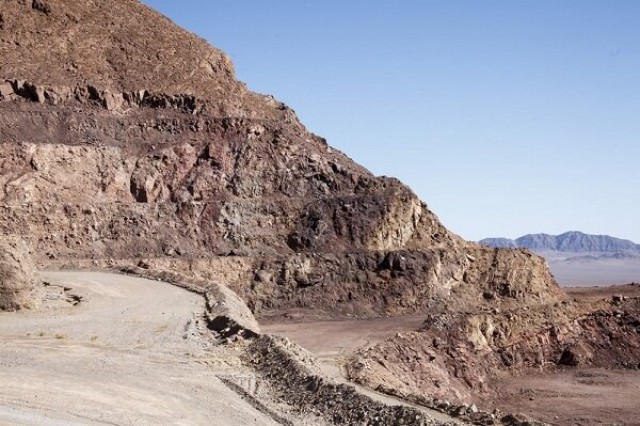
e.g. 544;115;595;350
0;271;280;426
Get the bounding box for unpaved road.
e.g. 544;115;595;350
0;271;280;426
263;300;640;426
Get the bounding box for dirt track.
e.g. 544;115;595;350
262;317;466;425
262;316;425;379
0;271;280;426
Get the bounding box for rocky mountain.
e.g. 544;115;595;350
478;237;517;249
2;0;640;419
480;231;640;254
0;0;560;318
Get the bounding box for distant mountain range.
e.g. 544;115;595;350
479;231;640;285
479;231;640;254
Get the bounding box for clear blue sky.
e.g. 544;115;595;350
143;0;640;243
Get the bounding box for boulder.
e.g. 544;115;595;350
0;81;15;100
32;0;52;15
0;237;41;311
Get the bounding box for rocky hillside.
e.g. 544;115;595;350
0;0;562;319
480;231;640;254
2;0;639;417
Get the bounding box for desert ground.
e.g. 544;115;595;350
488;368;640;426
261;316;461;424
264;283;640;426
0;271;462;426
544;253;640;286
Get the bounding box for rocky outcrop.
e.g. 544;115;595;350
0;237;41;311
0;78;200;113
346;287;640;408
0;0;569;349
0;0;255;117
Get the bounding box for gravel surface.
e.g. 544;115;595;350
0;271;280;426
490;368;640;426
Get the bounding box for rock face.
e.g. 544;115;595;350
0;0;558;320
0;237;41;311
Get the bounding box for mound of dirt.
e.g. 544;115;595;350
0;237;41;311
244;334;450;426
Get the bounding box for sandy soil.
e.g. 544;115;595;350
0;271;281;426
489;368;640;426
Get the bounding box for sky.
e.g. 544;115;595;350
143;0;640;243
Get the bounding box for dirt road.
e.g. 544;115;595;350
263;292;640;426
0;271;281;426
4;272;636;425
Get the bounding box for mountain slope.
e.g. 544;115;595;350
0;0;260;117
0;0;560;319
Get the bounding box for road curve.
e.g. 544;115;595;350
0;271;280;426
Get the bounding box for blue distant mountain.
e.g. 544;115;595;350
479;231;640;254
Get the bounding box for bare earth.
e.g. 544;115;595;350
262;316;426;379
2;271;638;425
263;286;640;426
485;283;640;426
0;271;280;426
489;368;640;426
262;317;461;425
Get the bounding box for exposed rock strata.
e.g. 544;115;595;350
0;80;554;321
346;289;640;406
